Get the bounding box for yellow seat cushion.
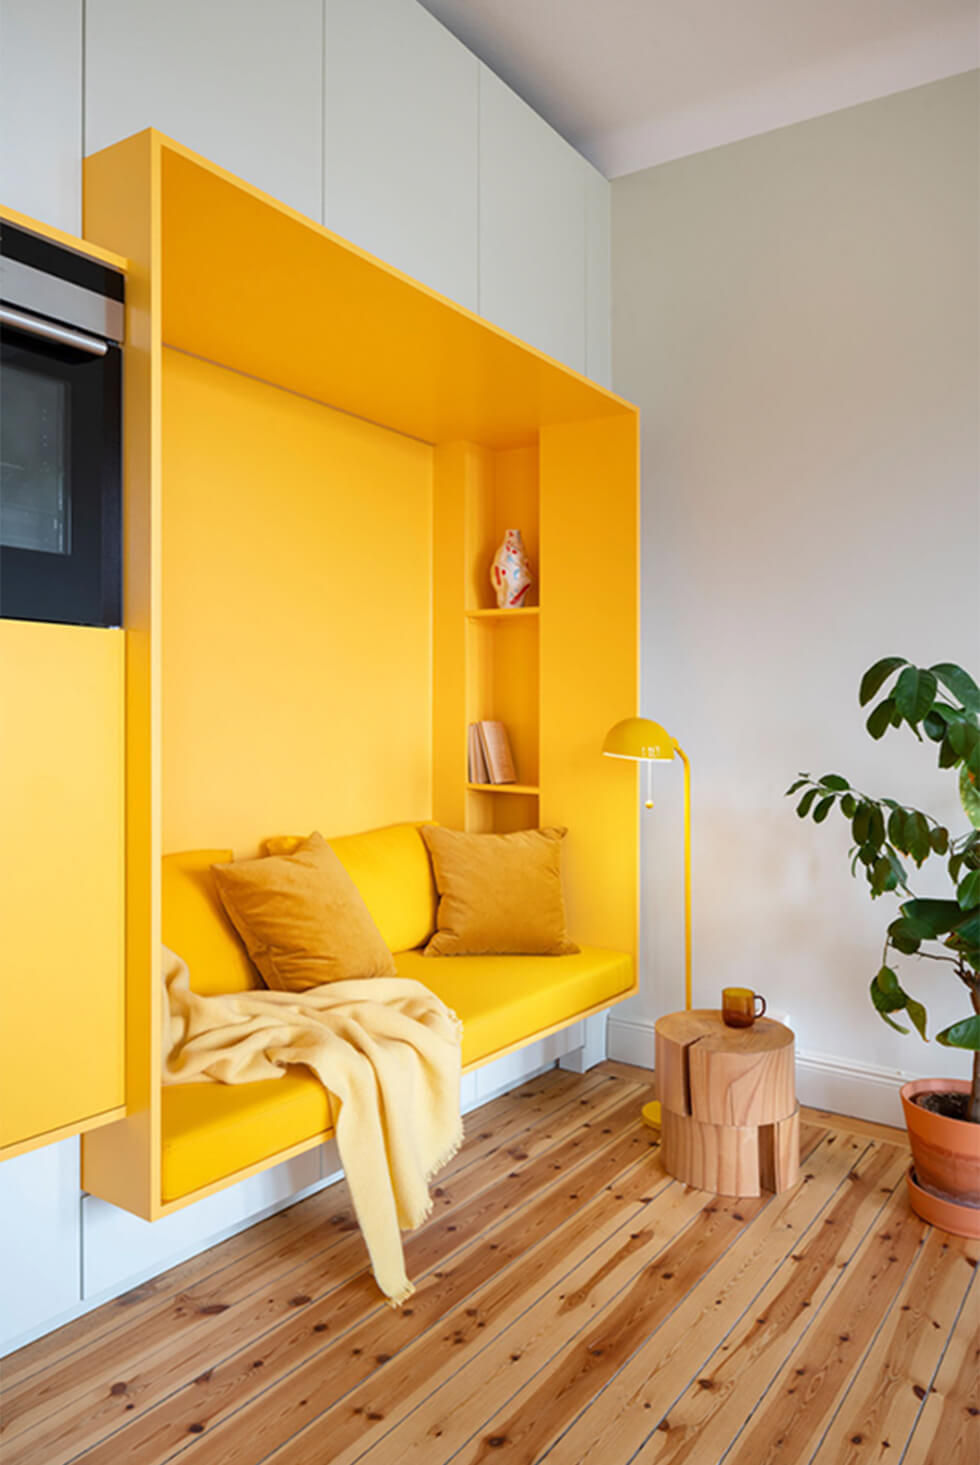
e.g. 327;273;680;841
161;1074;331;1202
159;944;633;1200
162;849;260;995
265;822;437;953
396;946;633;1066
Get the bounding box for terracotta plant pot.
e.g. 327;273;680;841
900;1077;980;1239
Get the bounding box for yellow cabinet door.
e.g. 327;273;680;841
0;620;125;1154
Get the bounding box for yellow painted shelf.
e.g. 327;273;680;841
465;607;540;621
466;783;541;796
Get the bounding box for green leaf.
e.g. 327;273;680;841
894;666;938;724
859;657;906;707
813;795;835;824
869;804;885;850
820;774;850;791
870;966;903;1009
948;722;980;770
954;911;980;948
923;710;946;742
886;848;909;889
930;663;980;714
929;826;949;855
905;810;931;866
887;919;921;955
888;806;908;850
871;855;894;895
936;1015;980;1051
960;766;980;829
796;788;818;818
957;869;980;910
841;793;857;818
900;898;964;937
870;966;928;1040
852;803;871;844
785;778;809;796
939;735;960;769
905;998;928;1041
866;698;896;740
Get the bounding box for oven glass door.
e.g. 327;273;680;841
0;329;121;626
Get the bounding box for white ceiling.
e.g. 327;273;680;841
418;0;979;177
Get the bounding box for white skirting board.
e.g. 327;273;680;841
607;1015;920;1128
0;1020;597;1357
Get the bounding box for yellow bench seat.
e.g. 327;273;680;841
161;945;632;1202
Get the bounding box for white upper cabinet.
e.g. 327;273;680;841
478;66;587;374
325;0;478;310
0;0;82;232
585;163;612;389
84;0;323;221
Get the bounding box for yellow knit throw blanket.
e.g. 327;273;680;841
161;947;463;1305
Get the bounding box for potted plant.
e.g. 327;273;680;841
789;658;980;1237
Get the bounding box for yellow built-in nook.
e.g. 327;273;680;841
70;129;639;1218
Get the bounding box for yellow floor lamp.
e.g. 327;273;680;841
602;717;691;1129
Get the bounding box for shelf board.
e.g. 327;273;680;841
466;782;540;796
465;607;540;621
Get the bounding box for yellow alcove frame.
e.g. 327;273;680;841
80;130;640;1220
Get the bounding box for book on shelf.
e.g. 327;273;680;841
473;719;517;784
467;723;490;784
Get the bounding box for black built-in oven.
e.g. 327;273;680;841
0;221;123;626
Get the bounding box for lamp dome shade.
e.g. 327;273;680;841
602;717;676;761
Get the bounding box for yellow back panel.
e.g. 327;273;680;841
160;348;434;859
161;849;258;995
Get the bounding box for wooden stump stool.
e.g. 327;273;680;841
655;1010;799;1196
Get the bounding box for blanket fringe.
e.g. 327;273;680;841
386;1279;417;1308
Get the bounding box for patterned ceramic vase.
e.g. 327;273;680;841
490;529;533;609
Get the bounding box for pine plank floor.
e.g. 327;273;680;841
1;1062;977;1465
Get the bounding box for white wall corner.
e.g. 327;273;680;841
593;17;980;177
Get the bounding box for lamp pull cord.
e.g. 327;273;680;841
674;743;692;1010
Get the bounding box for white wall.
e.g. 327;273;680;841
0;0;611;1354
610;72;980;1122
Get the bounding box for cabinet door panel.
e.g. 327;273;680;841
325;0;478;309
0;622;124;1149
478;67;586;372
0;1139;80;1352
84;0;322;220
0;0;82;232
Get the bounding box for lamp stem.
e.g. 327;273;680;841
674;743;692;1010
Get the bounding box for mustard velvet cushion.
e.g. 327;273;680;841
211;831;397;992
263;822;436;953
420;825;579;957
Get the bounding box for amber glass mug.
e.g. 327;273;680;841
722;987;766;1028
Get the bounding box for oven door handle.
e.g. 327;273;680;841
0;303;109;357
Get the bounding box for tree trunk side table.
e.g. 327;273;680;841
655;1009;799;1197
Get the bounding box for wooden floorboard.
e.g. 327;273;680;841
1;1066;975;1465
